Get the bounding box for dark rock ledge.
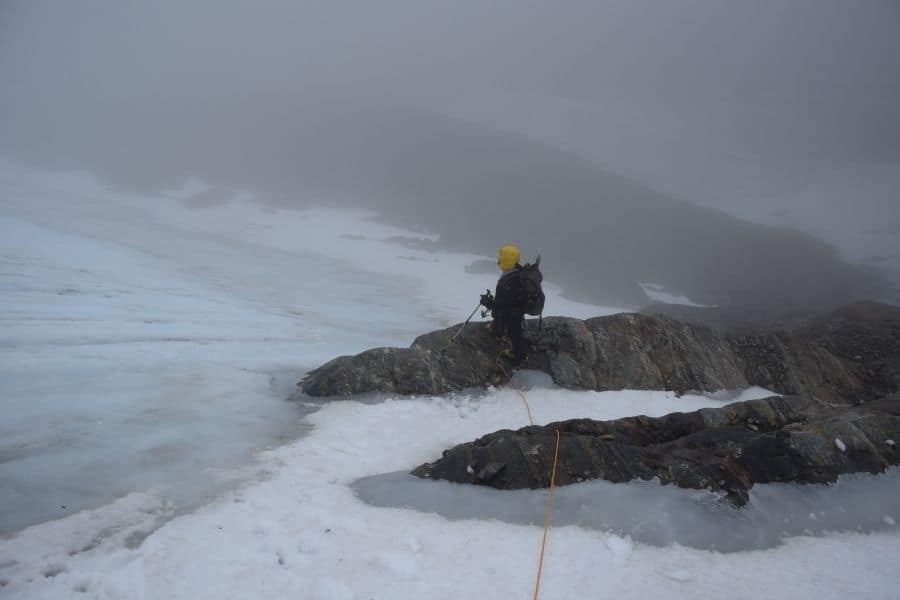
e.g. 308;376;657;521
299;301;900;501
302;301;900;404
411;393;900;505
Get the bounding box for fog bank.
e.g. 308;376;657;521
2;1;898;309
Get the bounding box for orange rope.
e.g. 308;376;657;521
495;358;534;426
533;428;561;600
494;352;559;599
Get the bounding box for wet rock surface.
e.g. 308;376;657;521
411;394;900;505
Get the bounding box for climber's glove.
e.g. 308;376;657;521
480;290;495;310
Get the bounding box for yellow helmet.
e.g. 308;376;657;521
497;245;521;272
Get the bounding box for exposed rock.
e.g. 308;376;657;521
411;394;900;505
300;301;900;404
299;301;900;499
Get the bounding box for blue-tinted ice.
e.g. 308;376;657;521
353;468;900;552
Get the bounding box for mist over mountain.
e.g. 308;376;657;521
2;0;897;310
3;95;887;309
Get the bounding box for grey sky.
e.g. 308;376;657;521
1;1;898;309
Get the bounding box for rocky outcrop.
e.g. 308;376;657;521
411;394;900;505
300;301;900;404
300;301;900;501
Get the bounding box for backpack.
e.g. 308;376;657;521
519;256;545;316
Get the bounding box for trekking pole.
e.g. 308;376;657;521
449;302;483;344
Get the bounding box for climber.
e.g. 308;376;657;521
479;245;544;361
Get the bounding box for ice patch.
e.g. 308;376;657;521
353;467;900;553
639;282;710;307
662;569;693;582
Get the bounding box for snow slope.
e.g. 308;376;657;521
0;160;616;532
4;388;899;599
1;163;898;599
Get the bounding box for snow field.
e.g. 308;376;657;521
2;161;899;599
2;160;618;535
4;387;900;599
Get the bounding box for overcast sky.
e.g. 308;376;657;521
1;1;898;307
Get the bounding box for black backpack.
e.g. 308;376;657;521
519;256;545;316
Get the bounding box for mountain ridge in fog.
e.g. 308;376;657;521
1;94;888;310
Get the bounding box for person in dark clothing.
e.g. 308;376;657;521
480;245;530;361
